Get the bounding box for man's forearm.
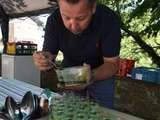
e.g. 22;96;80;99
92;62;119;81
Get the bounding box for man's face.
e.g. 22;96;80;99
59;0;96;34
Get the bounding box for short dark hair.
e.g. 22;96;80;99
57;0;96;4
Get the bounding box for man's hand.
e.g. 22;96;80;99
32;51;55;71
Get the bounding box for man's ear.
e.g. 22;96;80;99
92;2;97;14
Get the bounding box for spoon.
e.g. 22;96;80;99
20;91;35;120
33;94;39;111
0;112;10;120
5;96;20;120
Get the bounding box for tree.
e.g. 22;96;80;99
99;0;160;67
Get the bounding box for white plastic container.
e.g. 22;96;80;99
56;66;90;87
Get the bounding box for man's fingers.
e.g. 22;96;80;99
33;51;55;71
34;62;54;71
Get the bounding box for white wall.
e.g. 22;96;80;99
9;17;44;51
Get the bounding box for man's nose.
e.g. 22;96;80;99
70;19;78;30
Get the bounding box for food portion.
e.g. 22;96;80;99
56;66;90;87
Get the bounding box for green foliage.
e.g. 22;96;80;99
130;0;159;18
98;0;160;68
120;36;159;68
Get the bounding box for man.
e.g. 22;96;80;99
33;0;121;108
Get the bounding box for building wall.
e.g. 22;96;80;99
9;18;44;50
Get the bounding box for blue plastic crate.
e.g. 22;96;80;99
131;67;158;84
156;69;160;84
